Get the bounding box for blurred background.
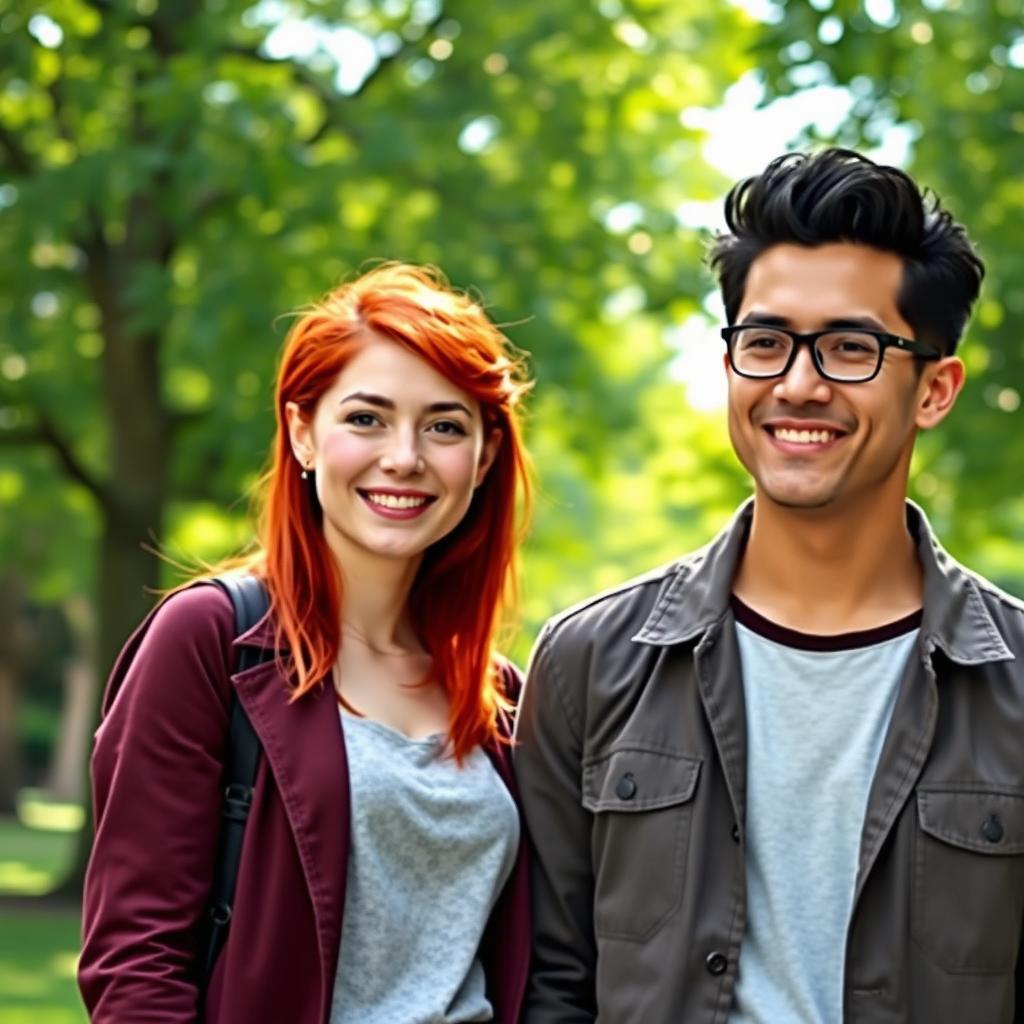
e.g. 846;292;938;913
1;0;1022;1018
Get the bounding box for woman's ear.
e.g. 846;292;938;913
474;427;503;488
285;400;314;469
915;356;965;431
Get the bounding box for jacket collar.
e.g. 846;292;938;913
235;606;280;650
633;498;1014;666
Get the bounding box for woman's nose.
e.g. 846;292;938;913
378;431;424;475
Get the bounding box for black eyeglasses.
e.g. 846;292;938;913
721;324;941;383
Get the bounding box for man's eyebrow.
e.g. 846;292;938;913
738;312;890;332
739;312;790;327
339;392;473;416
822;315;889;332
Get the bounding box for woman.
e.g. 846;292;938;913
78;263;533;1024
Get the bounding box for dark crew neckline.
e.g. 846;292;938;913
730;595;922;652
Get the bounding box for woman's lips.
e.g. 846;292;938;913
357;489;436;520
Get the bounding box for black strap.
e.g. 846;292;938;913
197;574;271;990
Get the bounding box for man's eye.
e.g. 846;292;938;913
745;334;783;349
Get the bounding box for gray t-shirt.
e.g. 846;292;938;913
728;599;921;1024
330;710;519;1024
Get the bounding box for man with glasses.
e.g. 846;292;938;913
515;148;1024;1023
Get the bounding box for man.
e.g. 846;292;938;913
514;148;1024;1023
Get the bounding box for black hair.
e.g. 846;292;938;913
708;148;984;354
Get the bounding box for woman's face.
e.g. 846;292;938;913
286;332;501;572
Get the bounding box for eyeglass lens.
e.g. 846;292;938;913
730;327;881;381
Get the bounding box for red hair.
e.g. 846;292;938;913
255;263;531;758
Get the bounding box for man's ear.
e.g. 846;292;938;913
916;356;965;430
285;400;315;469
474;427;503;488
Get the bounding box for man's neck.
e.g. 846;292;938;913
732;491;924;635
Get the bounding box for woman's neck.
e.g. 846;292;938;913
325;532;424;653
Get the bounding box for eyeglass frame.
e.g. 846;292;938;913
720;323;942;384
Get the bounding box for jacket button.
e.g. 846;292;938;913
706;951;728;976
981;814;1004;843
615;773;637;800
731;824;740;843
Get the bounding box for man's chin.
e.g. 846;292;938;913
756;482;838;511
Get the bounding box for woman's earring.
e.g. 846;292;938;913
300;461;311;480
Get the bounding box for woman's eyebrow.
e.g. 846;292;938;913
339;392;472;416
340;391;394;409
426;401;473;416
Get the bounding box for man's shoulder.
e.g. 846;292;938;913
538;542;713;658
929;538;1024;659
956;563;1024;644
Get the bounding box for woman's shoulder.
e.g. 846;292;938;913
494;654;524;705
146;580;237;649
101;581;239;719
491;655;524;744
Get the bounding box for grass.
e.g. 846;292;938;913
0;805;86;1022
0;815;76;896
0;910;85;1023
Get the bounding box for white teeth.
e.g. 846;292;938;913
773;427;837;444
366;493;428;509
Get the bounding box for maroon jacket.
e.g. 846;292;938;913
79;583;531;1023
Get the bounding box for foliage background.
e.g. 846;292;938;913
0;0;1022;1017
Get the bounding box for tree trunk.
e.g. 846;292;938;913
56;500;166;898
46;596;98;804
0;575;27;814
0;662;19;815
56;238;171;897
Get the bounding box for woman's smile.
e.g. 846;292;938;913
358;487;437;519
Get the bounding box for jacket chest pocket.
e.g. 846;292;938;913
582;747;701;941
913;787;1024;973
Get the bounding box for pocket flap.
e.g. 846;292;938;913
582;747;701;813
917;787;1024;855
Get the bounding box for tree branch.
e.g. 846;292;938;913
189;188;232;223
169;407;212;435
1;418;109;506
345;10;446;102
224;9;446;146
222;43;363;145
0;123;34;176
47;77;78;148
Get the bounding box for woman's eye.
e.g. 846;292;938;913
346;412;380;428
429;420;467;436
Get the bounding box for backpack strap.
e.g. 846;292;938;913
197;574;271;990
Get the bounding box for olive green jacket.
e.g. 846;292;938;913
514;501;1024;1023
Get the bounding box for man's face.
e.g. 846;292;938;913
726;242;932;513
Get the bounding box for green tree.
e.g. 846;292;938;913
1;0;759;888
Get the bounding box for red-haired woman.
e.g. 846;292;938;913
78;263;533;1024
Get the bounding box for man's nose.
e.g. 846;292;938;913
773;344;833;405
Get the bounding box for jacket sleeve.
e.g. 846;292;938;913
79;585;236;1023
512;624;598;1022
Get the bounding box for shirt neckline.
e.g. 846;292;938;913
731;595;922;652
340;707;446;747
